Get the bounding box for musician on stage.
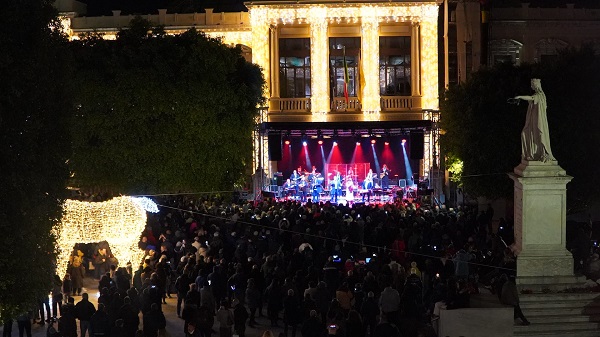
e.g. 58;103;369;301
345;169;355;204
331;171;342;204
290;169;301;197
310;166;321;202
381;164;391;190
362;168;375;202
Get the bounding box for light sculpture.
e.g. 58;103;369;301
54;196;159;278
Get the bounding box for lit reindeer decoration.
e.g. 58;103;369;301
54;196;158;277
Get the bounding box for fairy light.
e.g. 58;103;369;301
54;196;159;278
250;7;271;99
308;7;329;118
204;30;252;47
420;17;439;110
360;10;380;119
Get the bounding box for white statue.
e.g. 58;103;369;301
514;78;556;162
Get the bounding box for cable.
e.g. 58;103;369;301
132;191;237;197
155;203;516;272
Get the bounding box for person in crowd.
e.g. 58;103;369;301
3;319;12;337
245;278;261;327
301;310;325;337
500;275;530;326
62;274;73;304
379;283;400;324
75;293;96;337
360;291;379;337
335;283;353;315
283;289;301;337
233;298;249;337
216;301;234;337
346;310;364;337
51;275;63;318
58;304;77;337
16;312;32;337
142;303;166;337
89;303;110;337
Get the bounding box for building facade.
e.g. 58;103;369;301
57;0;442;186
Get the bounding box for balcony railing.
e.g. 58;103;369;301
380;96;421;111
331;97;361;112
269;96;421;113
270;98;311;113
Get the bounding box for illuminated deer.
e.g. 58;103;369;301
55;196;158;277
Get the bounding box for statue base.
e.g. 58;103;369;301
509;160;582;291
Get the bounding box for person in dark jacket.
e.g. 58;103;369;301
90;304;111;337
360;291;379;337
142;303;166;337
16;312;32;337
283;289;300;337
58;305;77;337
301;310;325;337
313;282;330;324
264;279;282;327
233;299;249;337
110;319;126;337
175;272;192;317
75;293;97;337
245;279;261;327
117;297;139;337
345;310;364;337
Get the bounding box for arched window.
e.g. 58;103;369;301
489;39;523;65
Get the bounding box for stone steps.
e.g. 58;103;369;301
514;292;600;336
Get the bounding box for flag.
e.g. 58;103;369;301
343;46;349;105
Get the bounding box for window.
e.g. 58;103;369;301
329;37;360;98
279;38;311;98
489;39;522;65
535;38;568;63
379;36;411;96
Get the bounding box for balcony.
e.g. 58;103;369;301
330;97;361;112
380;96;421;111
268;96;422;121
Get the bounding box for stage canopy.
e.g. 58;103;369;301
260;120;432;137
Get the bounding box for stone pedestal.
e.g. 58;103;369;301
509;160;583;290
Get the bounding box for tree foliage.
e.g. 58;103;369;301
70;19;265;194
441;47;600;208
0;0;72;319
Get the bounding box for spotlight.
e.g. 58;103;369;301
303;141;308;147
356;141;361;146
318;140;323;145
284;140;290;145
402;139;407;145
371;139;376;144
384;141;390;146
333;141;338;147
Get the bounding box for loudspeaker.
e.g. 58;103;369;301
261;190;276;199
268;134;282;161
410;132;424;160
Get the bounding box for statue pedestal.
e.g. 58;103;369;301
509;160;583;291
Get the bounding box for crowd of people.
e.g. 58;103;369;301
9;192;592;337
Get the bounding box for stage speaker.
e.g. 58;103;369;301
410;132;424;160
268;134;282;161
261;190;276;199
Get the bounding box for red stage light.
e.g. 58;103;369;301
333;141;338;146
356;142;361;146
318;140;323;145
402;139;407;144
384;141;390;146
284;140;290;145
371;139;376;144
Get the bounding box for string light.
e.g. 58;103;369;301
54;196;159;278
308;7;329;119
361;12;380;119
204;30;252;47
420;18;439;110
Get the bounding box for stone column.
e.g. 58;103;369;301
308;7;329;117
411;23;421;97
360;14;380;116
509;161;582;290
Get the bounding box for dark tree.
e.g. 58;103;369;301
69;19;265;194
0;0;72;319
441;47;600;210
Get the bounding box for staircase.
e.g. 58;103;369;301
515;292;600;337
